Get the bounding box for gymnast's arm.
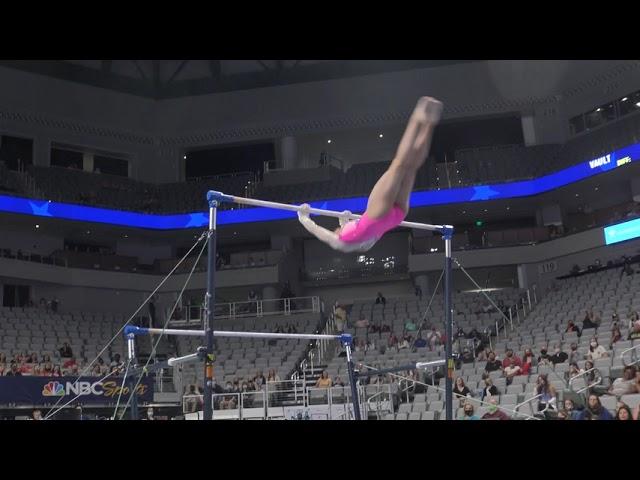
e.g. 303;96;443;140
297;204;345;251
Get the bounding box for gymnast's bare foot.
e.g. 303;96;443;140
413;96;443;125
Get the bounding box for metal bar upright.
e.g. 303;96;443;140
203;198;217;420
443;229;454;421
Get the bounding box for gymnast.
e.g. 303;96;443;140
297;96;443;252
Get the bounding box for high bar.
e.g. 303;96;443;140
207;190;452;234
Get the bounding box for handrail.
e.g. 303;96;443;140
568;367;602;393
620;343;640;367
177;295;322;324
514;393;543;416
366;385;392;419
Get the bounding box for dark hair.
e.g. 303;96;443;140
588;394;602;412
536;374;549;395
616;404;633;420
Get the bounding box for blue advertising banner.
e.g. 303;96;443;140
0;376;154;405
0;141;639;230
604;217;640;245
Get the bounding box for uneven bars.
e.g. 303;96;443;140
207;190;452;234
124;326;352;343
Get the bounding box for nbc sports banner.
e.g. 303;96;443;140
0;376;154;405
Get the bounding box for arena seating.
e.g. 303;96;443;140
327;266;640;419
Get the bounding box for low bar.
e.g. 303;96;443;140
124;325;352;343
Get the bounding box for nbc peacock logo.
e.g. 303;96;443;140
42;381;65;397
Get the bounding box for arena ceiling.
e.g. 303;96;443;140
0;60;478;99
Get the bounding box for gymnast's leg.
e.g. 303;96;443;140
365;97;442;219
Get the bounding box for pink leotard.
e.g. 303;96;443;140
338;205;406;244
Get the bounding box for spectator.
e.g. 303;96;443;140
568;343;580;364
267;368;281;386
453;377;471;405
97;357;108;375
533;374;557;412
31;364;42;376
219;395;235;410
5;362;22;376
145;407;155;421
91;365;102;376
581;360;604;394
375;292;386;305
484;352;503;373
501;349;522;369
615;404;633;420
315;371;332;389
577;394;613;420
334;303;347;332
586;338;608;361
42;362;53;376
405;318;417;332
481;397;510;420
582;308;600;330
607;366;639;397
565;320;580;335
414;334;427;348
567;363;582;381
538;348;552;366
459;401;480;420
31;410;43;421
398;335;410;350
480;375;499;401
504;358;522;385
563;399;580;420
59;342;73;358
388;334;398;349
248;289;258;301
610;324;623;348
41;354;51;364
333;376;345;387
460;347;474;364
184;384;203;413
426;326;442;349
63;356;77;370
52;365;63;377
521;347;537;375
414;285;423;300
629;310;640;329
628;321;640;341
110;354;122;368
549;344;568;365
254;371;266;389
